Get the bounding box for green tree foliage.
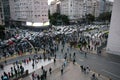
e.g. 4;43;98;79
97;12;112;21
50;13;69;25
61;15;69;25
86;14;95;24
0;25;5;40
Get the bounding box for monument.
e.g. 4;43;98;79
107;0;120;56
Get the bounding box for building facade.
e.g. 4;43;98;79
0;0;4;25
92;0;99;17
106;0;120;56
50;0;61;14
60;0;84;20
50;0;113;21
105;0;113;12
9;0;49;27
2;0;10;26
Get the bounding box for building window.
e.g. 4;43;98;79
1;14;3;18
35;15;37;17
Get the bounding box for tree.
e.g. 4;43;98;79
48;9;51;19
86;14;95;24
97;12;112;22
50;13;69;25
61;15;69;25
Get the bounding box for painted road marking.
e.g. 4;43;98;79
109;61;120;66
102;69;120;79
91;56;97;59
79;58;84;62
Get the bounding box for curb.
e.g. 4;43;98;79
74;62;110;80
0;50;44;63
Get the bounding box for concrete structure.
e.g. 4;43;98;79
50;0;61;14
0;0;4;25
9;0;49;27
2;0;10;26
105;0;113;12
92;0;100;17
60;0;84;20
50;0;113;21
107;0;120;56
83;0;93;16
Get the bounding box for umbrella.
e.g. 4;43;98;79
7;40;14;45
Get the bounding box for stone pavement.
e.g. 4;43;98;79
22;59;109;80
0;50;44;63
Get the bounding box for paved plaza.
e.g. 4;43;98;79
22;59;109;80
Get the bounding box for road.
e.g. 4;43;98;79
56;43;120;80
0;43;120;80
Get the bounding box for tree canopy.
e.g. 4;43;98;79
97;12;112;22
86;14;95;24
49;13;69;25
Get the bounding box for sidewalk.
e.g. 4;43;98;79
0;59;53;80
0;50;44;64
23;59;109;80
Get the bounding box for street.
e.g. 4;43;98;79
56;43;120;80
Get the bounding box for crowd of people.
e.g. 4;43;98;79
0;25;108;80
1;61;25;80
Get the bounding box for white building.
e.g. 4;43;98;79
59;0;84;20
105;0;113;12
83;0;93;16
49;0;61;15
9;0;49;27
49;0;113;21
58;0;98;20
0;0;4;25
92;0;102;17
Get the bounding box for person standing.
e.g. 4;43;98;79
14;67;17;77
1;75;3;80
37;75;40;80
11;67;13;77
85;52;87;58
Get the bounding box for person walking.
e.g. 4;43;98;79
91;73;98;80
69;53;71;61
54;58;56;64
49;67;52;74
73;52;76;57
32;72;35;80
80;65;84;72
86;67;90;74
73;58;75;64
61;68;63;75
14;67;17;77
85;52;87;58
32;63;34;69
54;54;56;59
